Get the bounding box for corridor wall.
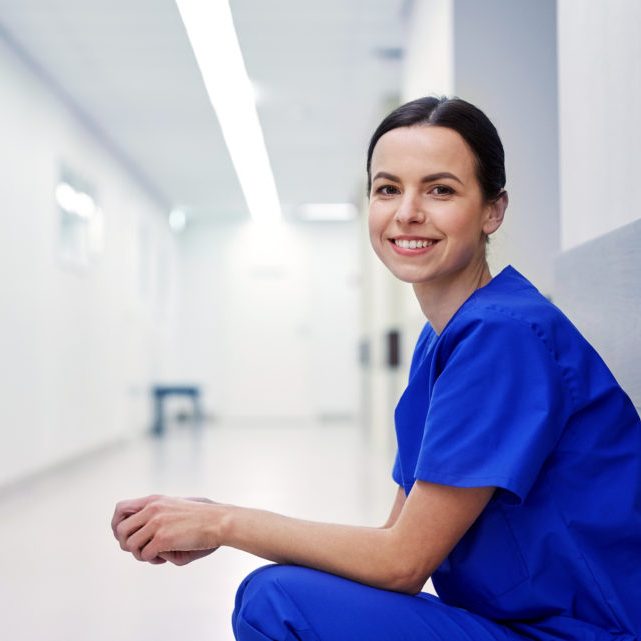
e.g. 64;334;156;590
168;219;361;423
555;0;641;410
0;33;177;487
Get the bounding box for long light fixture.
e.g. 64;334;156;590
175;0;281;224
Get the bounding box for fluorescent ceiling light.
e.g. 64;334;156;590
176;0;281;224
297;203;358;222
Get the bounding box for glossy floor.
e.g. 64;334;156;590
0;421;403;641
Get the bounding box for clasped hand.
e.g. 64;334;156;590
111;495;223;566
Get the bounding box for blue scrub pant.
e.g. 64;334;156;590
232;564;523;641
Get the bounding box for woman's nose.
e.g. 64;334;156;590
394;191;426;224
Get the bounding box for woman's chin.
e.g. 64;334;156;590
388;267;436;285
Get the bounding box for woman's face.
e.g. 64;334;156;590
368;125;504;287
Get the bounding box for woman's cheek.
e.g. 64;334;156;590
368;206;387;244
436;207;477;237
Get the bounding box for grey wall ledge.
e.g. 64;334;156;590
555;218;641;413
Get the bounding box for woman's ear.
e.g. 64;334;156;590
483;190;508;236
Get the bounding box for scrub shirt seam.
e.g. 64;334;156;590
414;470;526;503
433;265;521;338
462;300;583;411
416;470;520;487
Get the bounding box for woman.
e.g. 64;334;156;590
112;97;641;641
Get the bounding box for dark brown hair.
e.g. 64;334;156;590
366;96;506;202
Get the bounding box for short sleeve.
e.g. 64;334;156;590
392;450;403;486
415;313;570;504
392;322;435;488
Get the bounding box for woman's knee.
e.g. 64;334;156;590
232;564;316;641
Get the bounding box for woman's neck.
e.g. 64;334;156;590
413;259;492;335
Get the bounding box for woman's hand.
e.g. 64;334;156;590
156;548;217;566
111;495;226;565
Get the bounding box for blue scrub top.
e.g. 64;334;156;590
393;266;641;641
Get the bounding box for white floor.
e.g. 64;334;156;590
0;421;399;641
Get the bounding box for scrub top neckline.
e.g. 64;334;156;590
432;264;524;338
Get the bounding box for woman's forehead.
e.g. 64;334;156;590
371;125;476;177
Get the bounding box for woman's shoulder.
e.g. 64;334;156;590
444;265;577;348
439;266;624;411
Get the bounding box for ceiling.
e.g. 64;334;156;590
0;0;406;223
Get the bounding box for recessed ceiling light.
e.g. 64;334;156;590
169;208;187;232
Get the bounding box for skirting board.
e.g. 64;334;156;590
555;219;641;412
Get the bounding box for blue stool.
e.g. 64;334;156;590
151;385;203;435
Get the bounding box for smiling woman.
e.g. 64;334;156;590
368;124;507;329
112;97;641;641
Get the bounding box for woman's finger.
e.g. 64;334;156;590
124;520;156;561
111;495;162;537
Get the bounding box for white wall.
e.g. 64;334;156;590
453;0;559;296
0;37;177;486
403;0;454;100
554;0;641;408
169;219;361;422
558;0;641;251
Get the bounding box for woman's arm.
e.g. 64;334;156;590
113;481;494;594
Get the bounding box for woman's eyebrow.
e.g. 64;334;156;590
421;171;463;185
372;171;463;185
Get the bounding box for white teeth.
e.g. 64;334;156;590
394;239;435;249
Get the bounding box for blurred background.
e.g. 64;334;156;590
0;1;639;639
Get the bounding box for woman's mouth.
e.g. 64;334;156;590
393;238;436;249
389;237;440;255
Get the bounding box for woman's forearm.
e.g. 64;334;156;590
113;495;423;591
219;504;424;593
113;481;491;594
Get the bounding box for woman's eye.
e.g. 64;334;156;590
431;185;454;196
376;185;399;196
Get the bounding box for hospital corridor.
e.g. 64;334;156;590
1;1;640;640
0;420;397;640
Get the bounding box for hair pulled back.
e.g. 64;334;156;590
366;96;506;202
